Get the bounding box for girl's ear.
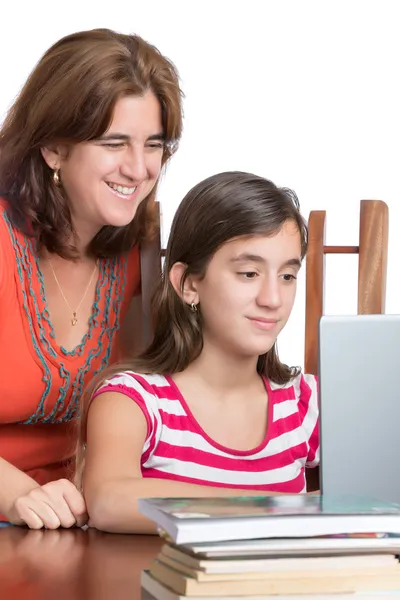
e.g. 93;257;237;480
169;262;199;307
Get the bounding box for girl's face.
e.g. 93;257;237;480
189;221;302;359
41;91;164;243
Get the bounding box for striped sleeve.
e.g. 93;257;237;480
295;373;320;468
93;372;163;463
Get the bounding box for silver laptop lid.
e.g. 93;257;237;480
319;314;400;503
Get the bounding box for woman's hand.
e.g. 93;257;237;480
9;479;87;529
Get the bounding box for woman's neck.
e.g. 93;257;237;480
41;223;98;263
69;213;103;258
40;246;97;268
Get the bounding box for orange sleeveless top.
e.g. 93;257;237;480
0;201;141;485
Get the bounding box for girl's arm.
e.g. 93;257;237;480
84;392;281;535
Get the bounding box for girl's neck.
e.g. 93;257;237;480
181;339;261;393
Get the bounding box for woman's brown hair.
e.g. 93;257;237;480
0;28;183;259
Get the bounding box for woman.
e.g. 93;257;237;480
0;28;183;529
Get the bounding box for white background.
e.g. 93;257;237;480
1;0;398;368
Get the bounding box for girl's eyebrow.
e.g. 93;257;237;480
230;253;301;269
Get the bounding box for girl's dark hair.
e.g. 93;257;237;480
75;171;308;486
132;170;307;381
0;28;183;259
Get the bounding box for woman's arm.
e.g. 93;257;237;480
0;458;87;529
84;392;280;535
0;458;40;523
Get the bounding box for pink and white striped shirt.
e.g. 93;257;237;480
95;371;319;493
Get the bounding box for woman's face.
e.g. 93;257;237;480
42;91;164;242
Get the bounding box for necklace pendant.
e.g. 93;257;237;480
71;312;78;326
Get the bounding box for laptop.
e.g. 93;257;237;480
319;314;400;504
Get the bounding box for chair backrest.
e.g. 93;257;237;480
304;199;389;491
305;199;389;375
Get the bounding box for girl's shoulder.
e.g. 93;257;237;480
95;370;172;402
268;371;318;404
93;371;186;427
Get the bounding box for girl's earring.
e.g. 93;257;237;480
190;302;198;313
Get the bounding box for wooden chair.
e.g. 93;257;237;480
139;199;389;491
305;199;389;491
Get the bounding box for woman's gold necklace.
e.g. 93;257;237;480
48;259;98;326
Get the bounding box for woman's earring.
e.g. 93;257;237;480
190;302;198;313
53;169;60;186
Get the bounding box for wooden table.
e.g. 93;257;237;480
0;526;162;599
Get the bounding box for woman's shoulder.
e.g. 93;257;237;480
0;199;24;245
0;199;18;291
0;198;10;232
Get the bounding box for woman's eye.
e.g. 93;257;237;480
239;272;258;279
146;142;165;150
104;143;125;149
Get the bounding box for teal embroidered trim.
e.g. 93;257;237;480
35;254;103;358
62;260;110;421
62;255;128;423
2;213;52;424
3;209;128;425
43;362;71;424
96;255;128;375
35;255;105;423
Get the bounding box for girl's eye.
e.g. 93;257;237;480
281;274;297;282
238;272;258;279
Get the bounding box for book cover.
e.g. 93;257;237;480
140;495;400;521
141;570;400;600
160;543;398;574
138;496;400;545
158;550;398;579
149;559;400;595
176;535;400;558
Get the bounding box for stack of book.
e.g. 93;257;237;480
138;495;400;599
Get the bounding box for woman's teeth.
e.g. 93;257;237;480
107;182;136;195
